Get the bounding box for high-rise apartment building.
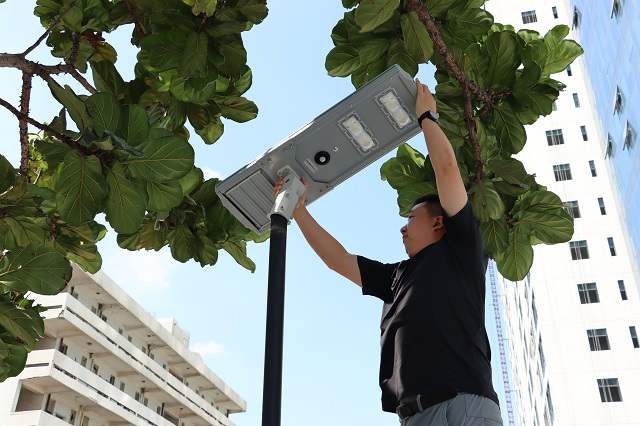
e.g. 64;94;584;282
0;266;245;426
568;0;640;285
486;1;640;424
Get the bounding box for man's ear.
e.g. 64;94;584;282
433;216;444;231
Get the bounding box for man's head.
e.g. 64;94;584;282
401;194;446;257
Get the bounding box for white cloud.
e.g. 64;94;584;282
201;167;224;180
191;340;225;356
102;247;175;295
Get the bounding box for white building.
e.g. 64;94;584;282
486;1;640;425
0;265;245;426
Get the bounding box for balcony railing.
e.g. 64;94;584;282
22;349;174;426
44;294;233;426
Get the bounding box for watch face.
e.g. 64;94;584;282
431;111;440;120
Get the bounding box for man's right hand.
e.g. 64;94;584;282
274;176;308;219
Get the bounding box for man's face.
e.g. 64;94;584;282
400;202;444;257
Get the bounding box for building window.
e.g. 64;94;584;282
566;65;573;76
614;86;624;114
522;10;538;23
580;125;588;141
573;93;581;107
588;160;597;177
120;382;125;392
552;6;558;19
563;200;581;218
573;6;582;29
577;282;599;304
571;6;582;30
80;356;87;367
109;375;115;385
587;328;611;351
546;384;555;423
553;163;572;181
623;120;635;151
598;197;607;215
598;378;622;402
92;364;99;375
605;134;615;159
607;237;617;256
630;326;639;348
619;280;628;300
612;0;623;19
570;240;589;260
546;129;564;145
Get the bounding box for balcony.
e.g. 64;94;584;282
7;410;71;426
20;349;176;426
39;294;234;426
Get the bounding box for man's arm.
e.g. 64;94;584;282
292;205;362;287
415;79;468;217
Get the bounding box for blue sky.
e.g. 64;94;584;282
0;2;509;425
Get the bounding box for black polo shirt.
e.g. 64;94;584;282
357;200;498;413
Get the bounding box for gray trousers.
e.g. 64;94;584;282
399;393;503;426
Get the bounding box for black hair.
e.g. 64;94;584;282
412;194;444;217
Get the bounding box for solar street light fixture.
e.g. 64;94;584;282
215;65;421;426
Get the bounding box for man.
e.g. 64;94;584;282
285;79;502;425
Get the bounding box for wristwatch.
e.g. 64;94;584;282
418;110;439;128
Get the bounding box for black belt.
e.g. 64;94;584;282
395;392;457;422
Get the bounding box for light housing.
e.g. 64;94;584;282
216;65;421;234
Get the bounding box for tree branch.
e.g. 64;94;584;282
0;96;89;155
19;72;33;177
125;0;149;36
405;0;488;183
0;53;96;94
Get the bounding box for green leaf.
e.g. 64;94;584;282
0;245;71;294
380;144;427;189
237;0;268;23
170;224;197;262
55;152;107;225
470;180;504;222
180;32;208;77
47;79;90;131
484;31;520;89
357;38;390;65
139;31;187;72
480;218;509;256
90;62;126;98
117;219;167;251
401;12;434;63
0;300;44;349
355;0;400;33
146;180;184;211
424;0;457;17
234;66;253;94
396;181;436;217
496;226;534;281
35;139;71;170
387;39;418;76
222;240;255;272
326;46;361;77
218;97;258;122
118;104;150;146
196;116;225;144
488;158;529;185
105;163;147;234
543;25;583;75
183;0;218;16
0;154;16;193
491;104;526;155
127;129;195;182
512;190;574;244
218;35;247;77
86;92;120;136
0;217;46;251
179;167;204;195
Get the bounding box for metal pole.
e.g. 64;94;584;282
261;213;288;426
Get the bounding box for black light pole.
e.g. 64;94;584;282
260;168;305;426
261;213;287;426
